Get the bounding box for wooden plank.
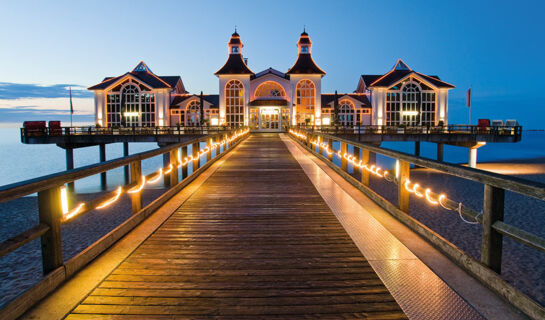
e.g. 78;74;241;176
38;186;63;274
66;134;406;319
0;223;49;258
481;184;505;273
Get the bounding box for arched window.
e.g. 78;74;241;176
386;78;435;126
401;83;420;126
106;79;155;127
225;80;244;127
122;84;140;127
338;100;355;127
296;80;315;125
254;81;286;98
186;100;201;126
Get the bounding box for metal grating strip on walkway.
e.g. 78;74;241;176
281;133;485;320
65;134;407;319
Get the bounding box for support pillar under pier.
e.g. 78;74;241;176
437;143;444;162
99;144;107;190
66;148;74;192
469;147;478;168
123;142;129;185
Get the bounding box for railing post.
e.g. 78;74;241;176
397;160;410;212
99;143;107;190
437;143;444;162
361;149;370;186
481;184;505;273
38;186;64;274
192;142;200;172
66;148;75;193
207;138;213;162
328;138;333;161
162;151;170;186
181;146;188;179
340;141;347;171
123;142;130;185
353;146;361;177
169;149;178;186
129;160;142;214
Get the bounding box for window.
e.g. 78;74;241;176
105;79;155;127
338;100;355;127
301;46;308;53
385;78;436;126
254;81;286;98
295;80;315;125
225;80;244;127
232;46;239;53
186;100;201;126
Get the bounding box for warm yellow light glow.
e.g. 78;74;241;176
147;169;163;183
425;188;439;205
211;117;219;126
128;176;146;193
97;187;123;209
123;112;139;117
413;183;423;197
401;111;419;116
60;186;69;214
322;117;331;125
63;203;85;221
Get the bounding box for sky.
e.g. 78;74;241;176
0;0;544;127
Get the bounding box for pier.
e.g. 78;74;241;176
1;129;544;319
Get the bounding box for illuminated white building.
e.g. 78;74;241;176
89;30;454;131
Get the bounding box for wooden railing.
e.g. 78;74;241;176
20;125;243;139
0;128;249;319
300;124;523;137
289;128;544;320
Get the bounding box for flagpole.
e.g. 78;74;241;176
69;87;73;127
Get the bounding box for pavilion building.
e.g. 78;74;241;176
89;30;454;131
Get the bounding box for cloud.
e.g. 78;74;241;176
0;97;94;114
0;82;93;99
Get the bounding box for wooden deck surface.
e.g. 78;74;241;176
66;134;406;319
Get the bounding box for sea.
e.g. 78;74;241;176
0;126;544;192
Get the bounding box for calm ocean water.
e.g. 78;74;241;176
0;127;544;191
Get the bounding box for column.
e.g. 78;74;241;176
437;143;444;162
99;144;107;190
66;148;74;192
123;142;129;185
469;147;478;168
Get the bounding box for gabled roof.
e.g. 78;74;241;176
170;94;220;108
251;67;289;80
215;54;254;75
88;61;182;91
360;75;382;87
286;54;326;75
321;93;371;108
367;59;454;89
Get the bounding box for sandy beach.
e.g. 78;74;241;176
369;157;545;306
0;188;167;308
1;157;544;310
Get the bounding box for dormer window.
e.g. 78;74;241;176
301;46;308;53
232;46;239;53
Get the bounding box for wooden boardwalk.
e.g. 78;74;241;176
67;134;406;319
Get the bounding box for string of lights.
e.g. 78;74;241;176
60;129;249;222
289;129;480;225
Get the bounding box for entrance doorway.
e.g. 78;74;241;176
253;107;281;132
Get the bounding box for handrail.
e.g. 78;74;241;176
289;128;545;319
311;131;545;201
1;135;204;203
301;124;523;137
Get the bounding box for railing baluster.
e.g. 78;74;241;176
340;142;347;171
328;138;333;161
397;160;410;212
192;142;200;171
129;160;142;214
169;149;178;186
38;186;63;274
481;184;505;273
181;146;188;179
361;149;370;186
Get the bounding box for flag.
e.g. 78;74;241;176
466;87;471;108
69;87;74;114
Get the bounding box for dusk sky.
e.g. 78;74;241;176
1;0;544;127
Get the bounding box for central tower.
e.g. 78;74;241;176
287;30;326;126
215;30;254;127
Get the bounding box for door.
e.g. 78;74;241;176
259;107;281;132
